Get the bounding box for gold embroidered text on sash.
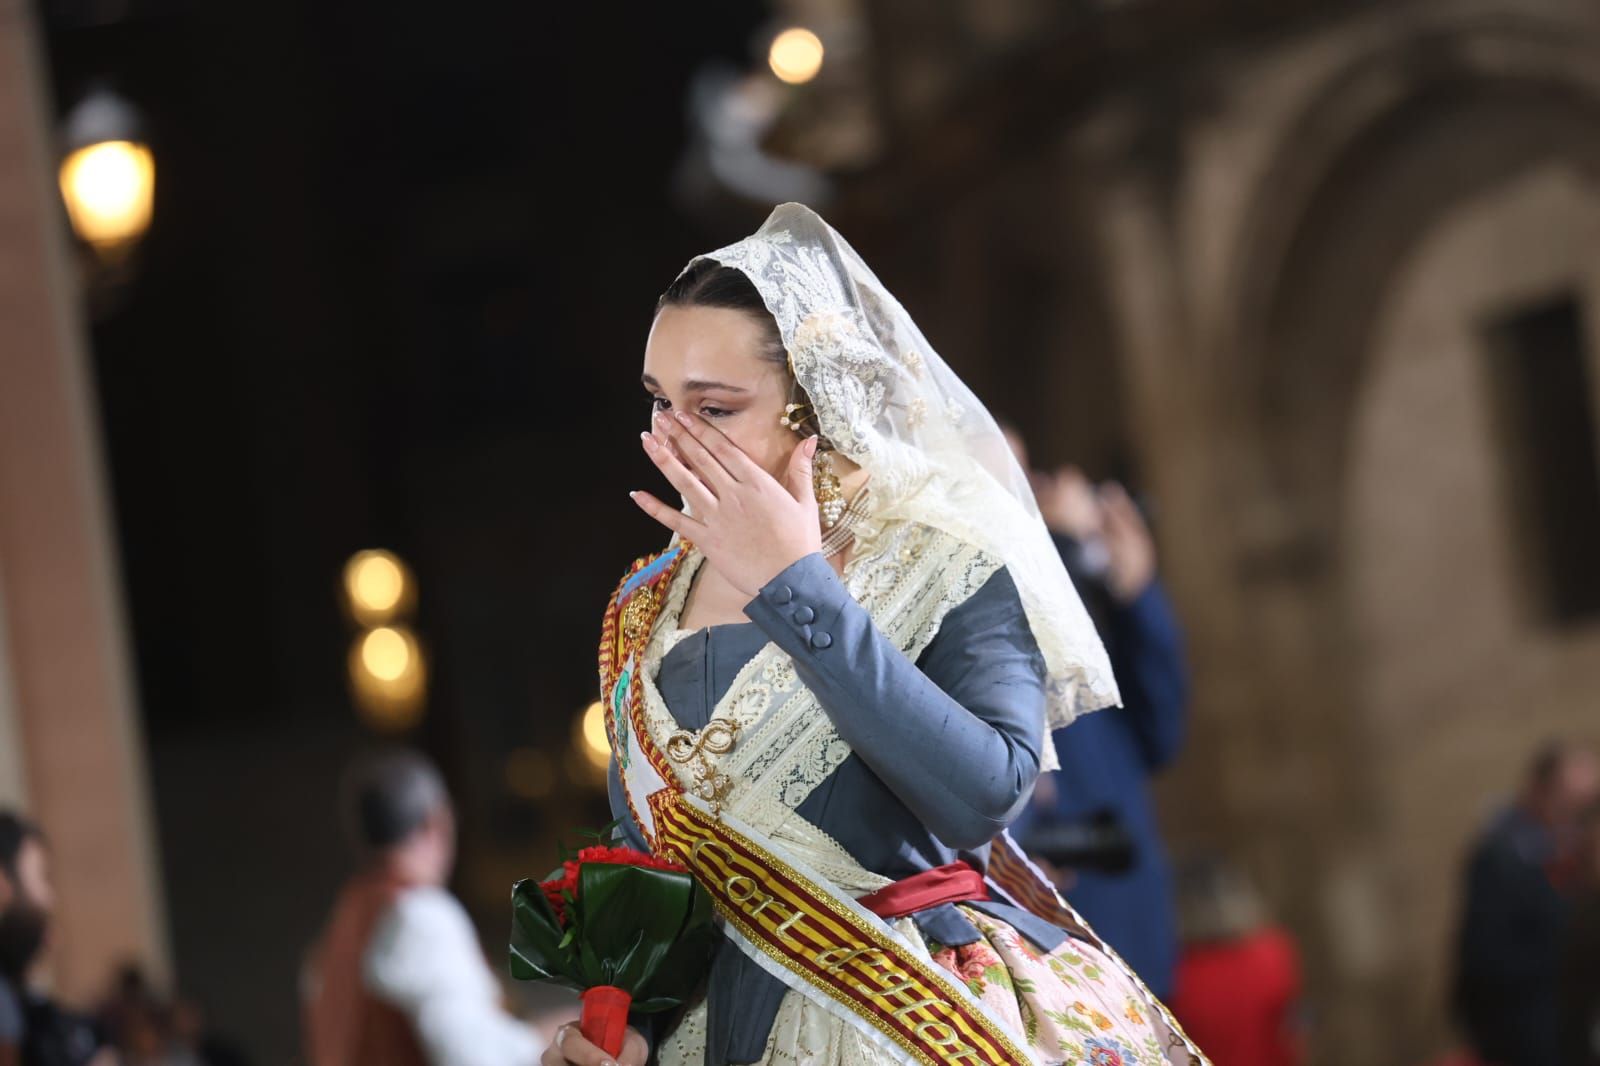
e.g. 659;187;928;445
650;791;1033;1066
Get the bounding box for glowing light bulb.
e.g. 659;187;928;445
361;627;412;681
344;550;411;623
576;701;610;770
59;140;154;251
348;626;427;732
768;28;824;85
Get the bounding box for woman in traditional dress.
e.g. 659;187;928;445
545;204;1207;1066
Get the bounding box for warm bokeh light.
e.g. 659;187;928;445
768;28;824;85
361;626;411;681
58;140;154;252
504;747;555;800
575;701;610;771
348;625;426;731
343;549;412;623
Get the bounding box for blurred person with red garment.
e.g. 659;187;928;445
0;829;16;1066
302;750;543;1066
1169;857;1304;1066
1453;741;1599;1066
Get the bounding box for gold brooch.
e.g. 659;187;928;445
666;720;739;813
621;585;660;647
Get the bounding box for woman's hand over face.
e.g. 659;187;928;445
631;410;822;598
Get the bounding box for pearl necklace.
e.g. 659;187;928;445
820;484;872;559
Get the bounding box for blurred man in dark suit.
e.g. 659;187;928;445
1561;798;1600;1066
1005;429;1190;1000
0;812;114;1066
1454;741;1598;1066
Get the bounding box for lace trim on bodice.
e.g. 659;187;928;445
638;521;1002;838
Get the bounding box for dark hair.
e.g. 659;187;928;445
1529;739;1586;790
656;260;828;441
656;260;786;368
0;812;43;885
340;749;448;853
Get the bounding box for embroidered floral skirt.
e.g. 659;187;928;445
657;907;1198;1066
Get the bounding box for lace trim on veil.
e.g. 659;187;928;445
684;203;1122;769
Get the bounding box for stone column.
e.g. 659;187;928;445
0;573;27;810
0;0;170;997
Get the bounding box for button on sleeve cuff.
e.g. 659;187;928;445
744;552;854;659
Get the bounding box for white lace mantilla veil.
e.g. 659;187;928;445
677;201;1120;770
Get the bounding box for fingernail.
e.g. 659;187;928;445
675;411;692;426
640;432;656;449
807;436;819;456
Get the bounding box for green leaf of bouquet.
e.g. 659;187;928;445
629;996;686;1014
677;875;714;932
509;879;580;986
634;876;716;1001
576;864;716;995
576;933;608;987
638;920;717;1000
604;927;648;987
580;866;688;968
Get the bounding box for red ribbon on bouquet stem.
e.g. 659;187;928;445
580;984;631;1058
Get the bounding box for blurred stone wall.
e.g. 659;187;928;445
823;0;1600;1060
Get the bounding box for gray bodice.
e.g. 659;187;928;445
608;553;1068;1064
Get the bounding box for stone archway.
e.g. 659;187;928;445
1221;15;1600;1061
1347;156;1600;1045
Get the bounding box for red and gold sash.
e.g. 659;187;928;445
598;544;689;845
650;790;1034;1066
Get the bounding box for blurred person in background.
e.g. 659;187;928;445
1561;798;1600;1066
164;1000;247;1066
111;1007;181;1066
1453;741;1599;1066
94;967;155;1056
302;749;544;1066
1169;856;1305;1066
0;813;115;1066
97;967;247;1066
0;827;16;1066
1003;430;1190;1001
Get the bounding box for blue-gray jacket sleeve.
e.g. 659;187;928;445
743;552;1046;849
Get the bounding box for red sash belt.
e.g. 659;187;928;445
857;861;989;920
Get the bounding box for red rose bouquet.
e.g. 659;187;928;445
511;836;716;1057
